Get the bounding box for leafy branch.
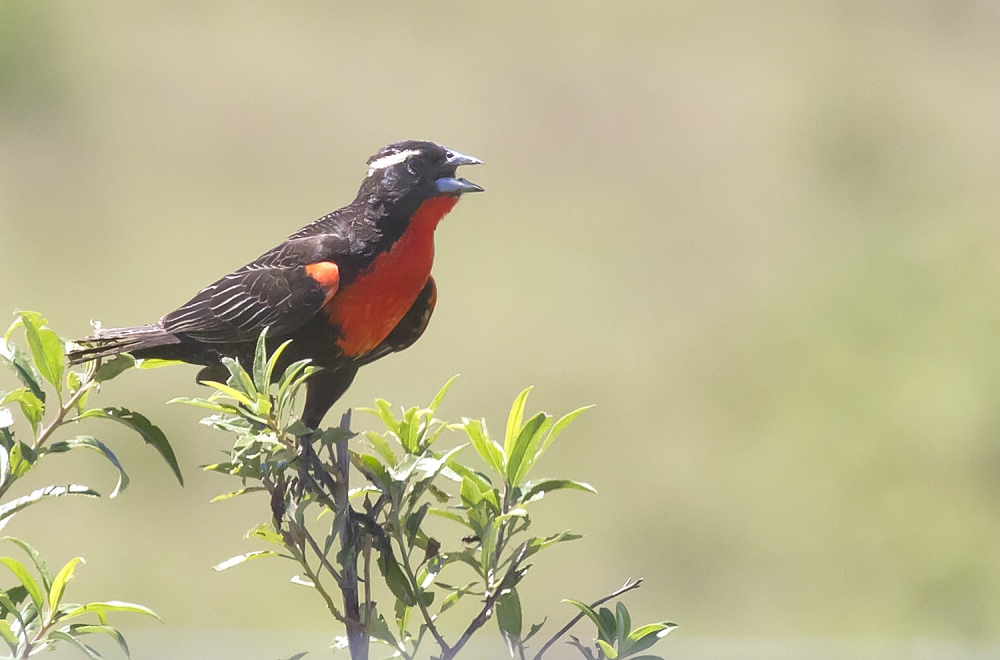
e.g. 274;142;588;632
182;329;675;660
0;311;180;658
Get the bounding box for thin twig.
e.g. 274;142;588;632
302;526;345;585
530;577;644;660
393;526;450;654
363;535;372;638
334;410;368;660
439;541;532;660
292;544;355;629
32;363;97;452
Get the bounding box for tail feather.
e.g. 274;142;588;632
67;324;182;365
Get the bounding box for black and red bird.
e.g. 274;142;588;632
67;141;483;428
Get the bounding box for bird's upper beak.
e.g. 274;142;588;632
435;149;484;195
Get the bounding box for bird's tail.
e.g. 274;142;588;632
67;323;182;365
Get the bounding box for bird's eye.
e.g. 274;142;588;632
407;157;422;175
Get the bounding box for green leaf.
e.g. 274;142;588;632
537;405;593;459
462;418;505;475
167;397;236;413
276;359;313;405
427;483;451;503
438;581;478;614
201;381;255;408
426;508;473;530
0;484;100;524
393;597;410;633
252;329;269;391
564;599;617;643
62;624;130;658
48;557;84;619
0;557;44;614
0;619;17;651
213;550;281;571
135;358;185;369
504;387;533;457
405;502;430;545
0;389;43;435
597;607;617;643
377;553;416;606
596;639;618;660
360;399;401;436
364;432;398;468
3;537;53;591
350;453;391;492
366;604;401;651
61;600;161;622
246;523;285;546
522;531;583;560
15;312;64;396
506;412;550;487
428;375;459;412
222;357;258;401
520;479;597;503
66;371;88;413
77;408;183;486
8;441;36;480
209;487;267;502
94;354;135;383
0;445;8;490
45;630;103;659
262;339;293;395
46;436;130;498
496;587;523;647
624;623;677;656
523;618;547;644
616;602;631;651
480;520;498;577
0;338;45;403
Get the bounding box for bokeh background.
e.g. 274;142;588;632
3;2;1000;658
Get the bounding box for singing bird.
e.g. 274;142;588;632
68;141;483;428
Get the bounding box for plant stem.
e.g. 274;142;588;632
393;525;449;654
334;411;367;660
297;549;352;628
302;527;344;585
530;577;644;660
439;541;530;660
363;535;372;638
32;370;96;452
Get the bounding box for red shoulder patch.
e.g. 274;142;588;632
305;261;340;303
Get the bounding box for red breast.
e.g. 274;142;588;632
327;196;459;356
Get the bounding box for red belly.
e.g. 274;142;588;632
327;196;458;356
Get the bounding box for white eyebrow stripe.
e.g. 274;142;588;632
367;149;420;176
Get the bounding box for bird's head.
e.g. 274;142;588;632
358;141;483;210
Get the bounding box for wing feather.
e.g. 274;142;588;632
162;235;344;343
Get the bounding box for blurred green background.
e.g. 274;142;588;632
3;1;1000;658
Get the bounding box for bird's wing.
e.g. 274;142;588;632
162;235;344;344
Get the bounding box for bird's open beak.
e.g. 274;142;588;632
435;148;484;195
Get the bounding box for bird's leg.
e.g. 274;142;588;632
291;367;358;500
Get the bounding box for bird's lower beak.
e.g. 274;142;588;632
435;148;484;195
435;177;484;195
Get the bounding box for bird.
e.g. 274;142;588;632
67;140;483;429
